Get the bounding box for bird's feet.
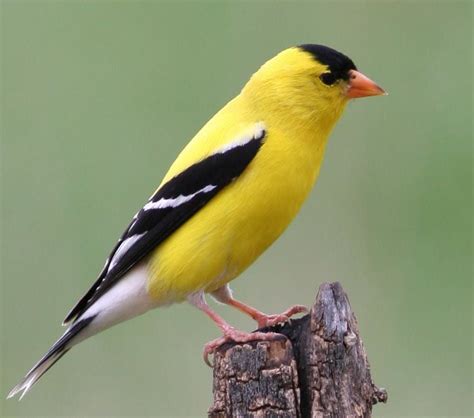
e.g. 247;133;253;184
188;291;308;366
203;326;284;366
254;304;308;328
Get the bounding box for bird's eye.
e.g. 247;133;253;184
319;72;337;86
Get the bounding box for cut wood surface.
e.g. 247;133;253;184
208;282;387;418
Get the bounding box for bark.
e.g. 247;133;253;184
208;282;387;418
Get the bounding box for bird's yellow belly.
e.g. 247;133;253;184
147;134;325;303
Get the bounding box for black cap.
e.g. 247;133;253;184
298;44;357;81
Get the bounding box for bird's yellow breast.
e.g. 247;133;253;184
146;94;333;303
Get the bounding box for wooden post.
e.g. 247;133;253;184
208;282;388;418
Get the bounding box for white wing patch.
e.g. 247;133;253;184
105;184;218;276
143;184;217;210
214;122;266;155
87;122;266;305
108;232;146;272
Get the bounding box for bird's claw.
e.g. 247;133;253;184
256;304;308;328
203;329;284;367
201;304;308;366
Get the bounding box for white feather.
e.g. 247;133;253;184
79;262;159;340
107;233;146;272
143;184;217;211
214;121;266;154
7;351;63;400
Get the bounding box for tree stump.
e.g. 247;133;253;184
208;282;387;418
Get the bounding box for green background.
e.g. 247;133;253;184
1;1;472;417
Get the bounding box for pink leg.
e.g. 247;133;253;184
187;291;283;366
211;285;308;328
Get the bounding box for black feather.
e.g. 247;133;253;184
63;128;266;324
10;315;96;397
299;44;357;81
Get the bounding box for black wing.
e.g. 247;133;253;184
63;127;266;324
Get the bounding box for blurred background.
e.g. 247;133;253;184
1;1;472;417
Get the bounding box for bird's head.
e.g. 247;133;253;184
242;44;385;132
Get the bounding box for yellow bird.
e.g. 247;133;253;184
8;44;385;399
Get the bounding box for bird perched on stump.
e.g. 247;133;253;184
8;44;385;399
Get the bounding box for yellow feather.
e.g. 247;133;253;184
147;47;349;302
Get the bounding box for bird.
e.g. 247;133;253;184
8;44;385;400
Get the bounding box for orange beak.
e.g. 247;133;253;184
346;70;386;99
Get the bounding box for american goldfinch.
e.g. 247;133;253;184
8;44;385;399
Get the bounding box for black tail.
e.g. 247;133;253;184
7;315;95;400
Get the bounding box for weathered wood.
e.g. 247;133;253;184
209;282;387;418
209;338;300;417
